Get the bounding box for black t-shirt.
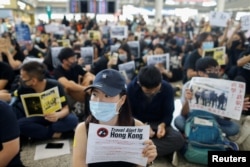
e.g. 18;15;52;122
54;65;87;83
168;46;183;82
2;50;25;64
92;56;109;75
185;49;202;71
35;41;46;49
0;101;23;167
237;53;250;94
0;62;14;90
2;51;25;77
28;47;44;58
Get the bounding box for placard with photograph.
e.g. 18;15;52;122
241;15;250;31
127;41;140;59
209;11;231;27
15;23;31;45
189;77;245;120
110;26;128;39
110;44;120;53
57;39;71;47
147;54;170;70
51;47;63;68
202;46;226;65
88;30;101;40
20;87;62;117
80;46;94;65
118;61;136;81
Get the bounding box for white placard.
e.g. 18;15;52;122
51;47;63;68
241;15;250;31
110;26;128;39
189;77;246;120
110;44;120;53
86;123;149;166
22;57;44;65
147;54;170;70
80;46;94;65
45;24;66;35
118;61;136;81
209;11;231;27
127;41;140;59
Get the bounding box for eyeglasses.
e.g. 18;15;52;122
20;78;32;83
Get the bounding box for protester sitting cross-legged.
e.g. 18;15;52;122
12;61;78;141
174;57;250;137
127;65;185;158
54;47;95;119
72;69;157;167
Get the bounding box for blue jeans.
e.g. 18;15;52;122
18;113;78;140
174;114;239;137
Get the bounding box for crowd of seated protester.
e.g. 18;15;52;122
1;14;250;166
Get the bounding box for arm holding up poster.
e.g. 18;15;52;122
72;69;157;167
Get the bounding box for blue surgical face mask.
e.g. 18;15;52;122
118;54;127;62
35;37;41;43
202;42;214;50
143;49;148;56
144;39;151;45
90;101;119;122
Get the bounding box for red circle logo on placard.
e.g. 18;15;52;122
97;128;109;138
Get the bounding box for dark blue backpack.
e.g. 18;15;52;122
183;112;237;165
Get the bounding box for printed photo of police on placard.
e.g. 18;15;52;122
189;77;246;120
127;41;140;59
81;46;94;65
118;61;136;81
147;54;170;70
110;26;128;39
51;47;63;68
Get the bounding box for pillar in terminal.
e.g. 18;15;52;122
155;0;163;23
217;0;225;12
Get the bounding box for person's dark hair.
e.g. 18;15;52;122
237;32;246;48
138;65;162;89
21;61;47;81
153;44;167;53
85;90;134;131
58;47;75;62
195;57;218;72
169;38;177;46
118;43;132;60
196;32;212;48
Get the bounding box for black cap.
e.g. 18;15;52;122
85;69;126;96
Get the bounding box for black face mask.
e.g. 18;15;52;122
231;40;241;49
19;79;31;88
208;73;219;78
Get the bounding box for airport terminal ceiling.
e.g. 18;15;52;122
35;0;250;12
